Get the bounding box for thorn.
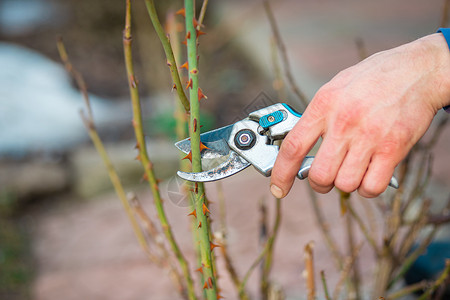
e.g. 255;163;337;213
198;88;207;101
210;242;219;251
166;60;172;67
200;142;209;152
182;151;192;162
186;78;193;89
195;267;203;274
198;221;202;228
130;75;138;88
190;68;198;75
195;182;199;194
175;8;185;17
182;39;187;45
132;119;138;127
193;18;199;28
188;209;197;218
193;118;197;132
203;282;208;289
202;203;210;215
196;29;206;37
179;61;189;70
135;154;141;161
156;178;162;184
186;31;191;39
141;173;148;182
172;83;176;91
217;294;224;299
207;277;213;288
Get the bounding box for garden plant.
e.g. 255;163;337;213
58;0;450;299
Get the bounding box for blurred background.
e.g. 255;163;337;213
1;0;449;299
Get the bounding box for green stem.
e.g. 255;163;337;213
123;2;196;299
143;0;190;112
184;1;218;298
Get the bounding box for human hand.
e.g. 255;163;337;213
271;33;450;198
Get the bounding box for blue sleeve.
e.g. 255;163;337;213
437;28;450;112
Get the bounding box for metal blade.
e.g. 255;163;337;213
177;151;250;182
175;124;234;155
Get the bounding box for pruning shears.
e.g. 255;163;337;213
175;103;399;189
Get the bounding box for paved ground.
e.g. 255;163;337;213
30;1;450;299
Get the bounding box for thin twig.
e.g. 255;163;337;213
197;0;209;30
304;242;316;300
417;259;450;300
332;242;364;300
398;199;431;260
345;198;361;299
387;281;428;300
388;226;439;289
238;198;283;298
270;37;287;100
215;181;248;299
348;200;380;256
143;0;190;112
57;37;93;122
259;197;269;300
128;193;187;298
262;0;309;109
359;196;379;245
320;270;331;300
56;37;150;265
402;153;433;216
261;197;282;299
307;186;344;270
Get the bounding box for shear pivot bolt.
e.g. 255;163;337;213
235;129;256;150
267;115;275;122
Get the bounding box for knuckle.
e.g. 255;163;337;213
335;176;359;193
309;179;333;194
311;86;334;111
309;165;334;187
280;136;304;158
332;109;360;136
358;182;384;198
376;139;401;158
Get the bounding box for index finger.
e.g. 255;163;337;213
270;112;323;198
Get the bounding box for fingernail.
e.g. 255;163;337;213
270;184;283;199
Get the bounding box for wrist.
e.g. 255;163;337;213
415;33;450;111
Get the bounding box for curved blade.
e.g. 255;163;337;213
175;124;234;155
177;151;250;182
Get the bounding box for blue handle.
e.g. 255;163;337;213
281;103;303;118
